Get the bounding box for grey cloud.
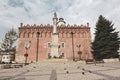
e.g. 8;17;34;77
0;0;120;41
8;0;24;7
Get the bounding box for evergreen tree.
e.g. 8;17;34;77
0;28;18;52
92;15;120;59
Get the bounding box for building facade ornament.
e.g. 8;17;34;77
16;13;92;62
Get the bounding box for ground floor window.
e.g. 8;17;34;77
62;53;65;58
59;52;65;58
47;53;51;59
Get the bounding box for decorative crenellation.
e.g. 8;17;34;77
19;23;91;38
16;13;92;62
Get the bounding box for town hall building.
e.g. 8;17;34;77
16;13;92;63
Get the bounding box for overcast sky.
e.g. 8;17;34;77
0;0;120;41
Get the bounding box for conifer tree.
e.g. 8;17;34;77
92;15;120;59
0;28;18;52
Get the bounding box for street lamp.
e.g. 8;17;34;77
77;45;82;60
36;32;40;62
24;41;30;65
117;44;120;62
70;32;75;61
58;45;61;58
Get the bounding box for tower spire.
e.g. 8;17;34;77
54;12;57;19
53;12;58;33
53;12;58;22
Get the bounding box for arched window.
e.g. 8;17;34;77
32;32;34;38
23;32;26;38
28;32;30;38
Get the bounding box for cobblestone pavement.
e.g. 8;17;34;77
0;62;120;80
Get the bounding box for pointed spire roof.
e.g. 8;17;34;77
54;12;57;18
53;12;58;20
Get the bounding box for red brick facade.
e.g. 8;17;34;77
16;23;92;63
16;13;92;63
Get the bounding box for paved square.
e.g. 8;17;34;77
0;62;120;80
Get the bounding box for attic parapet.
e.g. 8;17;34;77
19;23;90;33
57;24;90;29
19;24;53;32
19;24;52;28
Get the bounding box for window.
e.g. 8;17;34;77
48;53;51;59
61;42;65;48
3;57;5;59
28;32;30;38
48;43;51;48
62;53;65;58
23;32;26;38
32;32;34;38
7;57;9;59
11;56;13;60
59;52;65;58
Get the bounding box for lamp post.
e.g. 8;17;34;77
36;32;40;62
77;45;81;60
24;41;30;65
117;44;120;62
71;32;75;61
58;45;61;58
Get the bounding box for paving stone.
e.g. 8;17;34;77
0;62;120;80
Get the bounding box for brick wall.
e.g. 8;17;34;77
16;24;92;63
